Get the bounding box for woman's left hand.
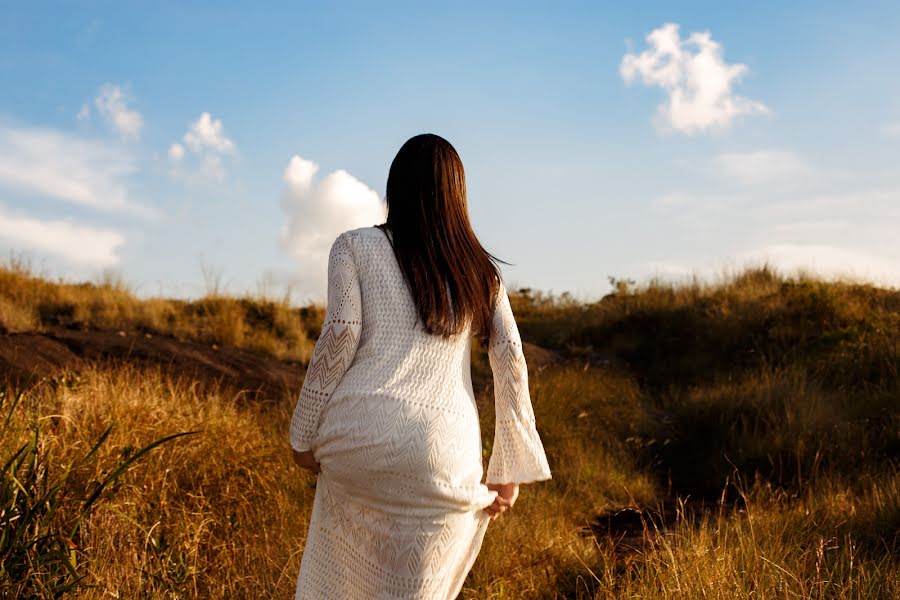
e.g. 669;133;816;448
292;449;321;474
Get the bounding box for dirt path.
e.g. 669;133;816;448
0;327;304;399
0;327;562;401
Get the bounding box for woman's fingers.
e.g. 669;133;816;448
298;457;321;474
483;495;512;519
485;507;506;521
292;449;321;474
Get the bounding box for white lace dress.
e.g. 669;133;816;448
289;226;552;599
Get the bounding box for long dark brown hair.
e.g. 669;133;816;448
376;133;505;344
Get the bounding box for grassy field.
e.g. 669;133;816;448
0;257;320;361
2;264;898;598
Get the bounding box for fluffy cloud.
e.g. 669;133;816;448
738;243;900;286
0;122;152;217
183;112;235;154
94;84;143;140
0;208;125;267
620;23;769;134
280;155;385;298
201;154;225;179
169;112;236;179
168;142;185;161
647;161;900;288
639;242;900;286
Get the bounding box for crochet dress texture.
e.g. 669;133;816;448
290;226;552;599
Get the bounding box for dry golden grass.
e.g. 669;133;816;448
578;474;900;599
3;362;897;599
469;473;900;599
464;361;900;599
2;365;312;598
2;263;899;598
0;263;318;362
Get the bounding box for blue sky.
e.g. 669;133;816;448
1;2;899;302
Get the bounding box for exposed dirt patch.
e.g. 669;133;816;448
580;498;738;560
0;329;566;401
522;341;564;369
0;327;304;399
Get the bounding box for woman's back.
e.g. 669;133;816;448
291;225;551;599
337;225;477;407
290;134;550;600
311;226;490;513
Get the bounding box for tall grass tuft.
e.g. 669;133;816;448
0;375;195;597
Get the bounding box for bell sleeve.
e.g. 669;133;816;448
484;278;553;485
289;232;363;453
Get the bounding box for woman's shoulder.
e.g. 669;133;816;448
337;225;385;241
329;226;388;258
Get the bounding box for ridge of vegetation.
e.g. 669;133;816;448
2;261;898;597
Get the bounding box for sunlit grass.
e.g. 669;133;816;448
3;361;897;598
1;366;312;598
2;262;898;597
0;261;318;362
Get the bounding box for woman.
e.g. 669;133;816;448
289;133;551;599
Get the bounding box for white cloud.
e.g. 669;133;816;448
201;154;225;180
713;150;813;184
183;112;235;154
280;155;385;298
168;142;185;161
770;219;848;235
169;112;236;179
882;121;900;137
0;122;153;217
620;23;769;134
0;208;125;267
94;83;143;140
77;103;91;121
648;178;900;288
738;243;900;285
638;241;900;288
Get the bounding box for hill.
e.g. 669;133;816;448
2;263;898;598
